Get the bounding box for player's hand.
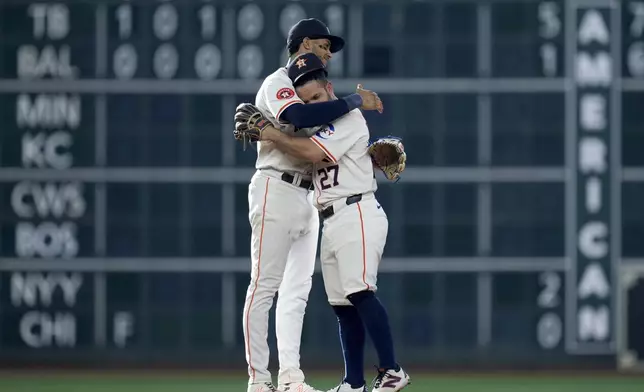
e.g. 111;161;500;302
234;103;272;150
356;84;383;114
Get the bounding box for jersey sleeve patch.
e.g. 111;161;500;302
314;124;335;139
276;87;295;100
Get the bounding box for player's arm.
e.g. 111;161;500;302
234;102;358;162
264;76;380;129
261;126;327;163
280;95;362;129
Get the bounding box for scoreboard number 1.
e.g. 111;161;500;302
198;5;216;39
115;3;132;40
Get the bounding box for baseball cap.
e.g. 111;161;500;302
286;18;345;53
288;53;328;86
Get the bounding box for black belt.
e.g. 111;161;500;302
281;173;313;190
320;194;363;220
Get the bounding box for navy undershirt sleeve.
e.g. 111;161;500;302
280;93;363;129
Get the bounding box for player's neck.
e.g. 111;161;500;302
287;51;307;65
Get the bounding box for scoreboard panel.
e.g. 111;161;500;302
491;183;565;257
622;92;644;167
104;183;224;257
491;0;564;78
623;0;644;79
105;95;225;167
400;184;477;257
622;183;644;258
493;271;565;353
0;270;574;358
490;93;565;166
0;271;94;349
0;0;642;368
392;1;478;78
388;94;479;167
0;93;96;168
0;181;95;258
0;3;96;79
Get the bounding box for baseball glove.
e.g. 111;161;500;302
234;103;272;150
368;136;407;182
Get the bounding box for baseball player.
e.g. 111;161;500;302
240;19;384;392
234;53;409;392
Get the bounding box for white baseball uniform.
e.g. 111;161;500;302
242;67;320;385
309;109;389;306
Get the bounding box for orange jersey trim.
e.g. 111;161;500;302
356;202;371;290
276;99;303;121
244;177;270;382
310;137;338;164
314;178;322;207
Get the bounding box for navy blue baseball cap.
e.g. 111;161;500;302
286;18;345;53
288;53;328;86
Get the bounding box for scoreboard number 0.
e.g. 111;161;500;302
153;3;178;41
537;313;563;350
195;44;221;80
113;43;138;80
153;43;179;80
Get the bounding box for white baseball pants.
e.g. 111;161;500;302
319;194;388;306
243;170;319;385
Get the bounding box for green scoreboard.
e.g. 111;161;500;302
0;0;643;369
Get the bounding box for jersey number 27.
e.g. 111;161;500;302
318;165;339;190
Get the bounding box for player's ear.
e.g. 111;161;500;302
326;81;334;95
302;37;311;51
